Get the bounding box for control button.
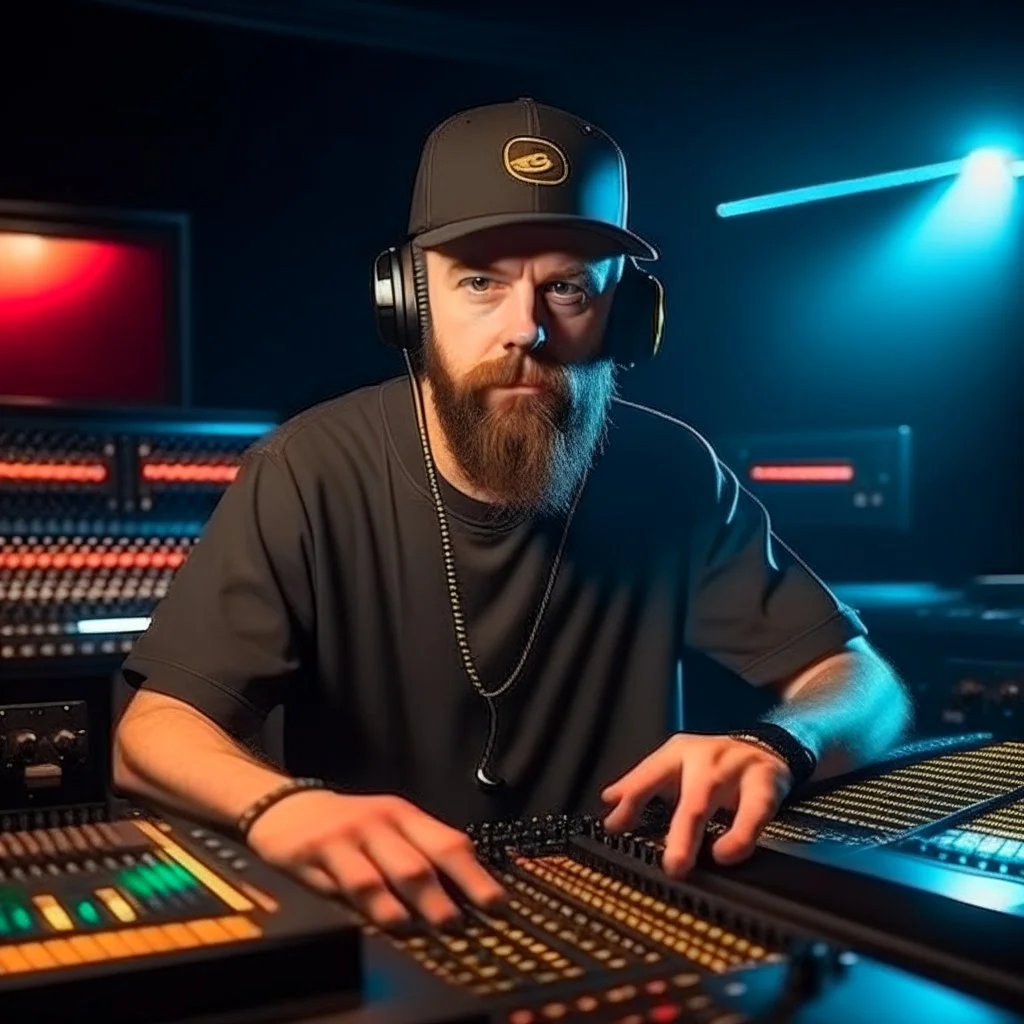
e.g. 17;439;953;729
650;1006;681;1023
95;887;137;923
8;904;35;934
33;894;75;932
75;900;103;926
540;1004;568;1020
231;858;248;871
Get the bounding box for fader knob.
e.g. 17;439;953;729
783;941;845;999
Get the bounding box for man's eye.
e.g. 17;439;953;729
462;277;493;293
547;281;587;303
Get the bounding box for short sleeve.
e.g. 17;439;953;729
683;453;867;687
119;448;314;738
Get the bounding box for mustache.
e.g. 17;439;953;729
466;353;566;391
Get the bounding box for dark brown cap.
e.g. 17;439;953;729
407;97;658;261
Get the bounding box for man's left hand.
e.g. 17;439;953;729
600;734;794;878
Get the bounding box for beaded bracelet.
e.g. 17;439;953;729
235;777;328;841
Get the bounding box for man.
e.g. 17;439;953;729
113;98;911;931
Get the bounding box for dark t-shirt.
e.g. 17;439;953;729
121;377;866;827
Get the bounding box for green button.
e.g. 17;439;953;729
154;863;188;892
10;906;33;932
76;900;102;926
138;865;170;895
119;869;153;899
165;862;196;888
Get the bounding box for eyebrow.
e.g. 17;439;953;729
445;260;599;285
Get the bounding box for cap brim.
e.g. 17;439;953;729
413;213;659;261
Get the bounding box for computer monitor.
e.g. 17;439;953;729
0;199;190;407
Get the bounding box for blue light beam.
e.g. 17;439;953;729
717;152;1024;218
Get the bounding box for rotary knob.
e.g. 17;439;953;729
10;730;38;761
51;729;79;757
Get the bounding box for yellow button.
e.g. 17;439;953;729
238;882;278;914
95;887;136;924
33;895;75;932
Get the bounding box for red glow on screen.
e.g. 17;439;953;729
750;463;855;483
141;462;239;484
0;231;169;404
0;460;108;483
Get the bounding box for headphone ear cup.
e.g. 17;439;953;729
372;244;424;351
605;258;666;368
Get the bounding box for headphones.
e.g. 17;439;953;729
372;242;666;368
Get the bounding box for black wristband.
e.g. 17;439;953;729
728;722;818;788
236;777;328;841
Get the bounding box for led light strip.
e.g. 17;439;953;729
141;463;239;483
0;462;107;483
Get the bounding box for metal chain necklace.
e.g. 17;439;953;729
403;358;586;792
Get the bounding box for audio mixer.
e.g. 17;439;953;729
0;402;276;811
0;734;1022;1022
0;806;361;1022
0;403;275;669
327;732;1024;1024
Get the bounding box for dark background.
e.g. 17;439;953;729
2;0;1021;586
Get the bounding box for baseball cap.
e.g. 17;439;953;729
407;97;659;261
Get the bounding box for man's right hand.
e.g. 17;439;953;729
245;790;506;929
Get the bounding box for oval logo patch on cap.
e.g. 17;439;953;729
502;136;569;185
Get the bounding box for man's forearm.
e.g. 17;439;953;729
113;692;292;828
764;638;913;778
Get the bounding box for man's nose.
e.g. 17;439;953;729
505;324;547;353
504;287;548;354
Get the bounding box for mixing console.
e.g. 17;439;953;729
326;733;1024;1024
0;808;360;1022
0;734;1022;1022
0;405;275;670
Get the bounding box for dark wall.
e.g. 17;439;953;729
3;2;1021;583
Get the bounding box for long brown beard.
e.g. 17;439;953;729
424;335;617;516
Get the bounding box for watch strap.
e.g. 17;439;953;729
728;722;817;788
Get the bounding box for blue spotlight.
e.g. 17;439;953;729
717;149;1023;218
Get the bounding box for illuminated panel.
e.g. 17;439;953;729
749;463;854;483
0;461;108;484
140;462;239;484
0;536;192;661
133;820;255;913
715;427;911;529
0;232;169;405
